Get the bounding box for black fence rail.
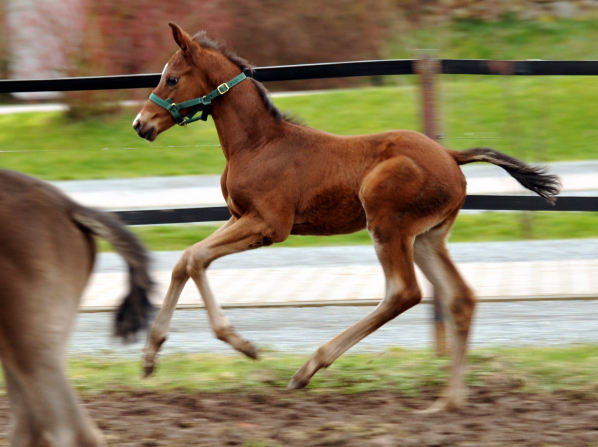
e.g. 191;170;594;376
2;58;597;226
114;196;598;226
3;59;598;94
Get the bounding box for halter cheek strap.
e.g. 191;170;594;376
149;71;247;126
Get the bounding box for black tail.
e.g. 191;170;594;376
451;147;562;204
70;206;155;340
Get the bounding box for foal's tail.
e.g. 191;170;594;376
451;147;562;204
70;206;155;340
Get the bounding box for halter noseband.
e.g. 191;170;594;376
149;71;247;126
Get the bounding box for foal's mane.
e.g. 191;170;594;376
193;32;300;125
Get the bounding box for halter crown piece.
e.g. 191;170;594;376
149;71;248;126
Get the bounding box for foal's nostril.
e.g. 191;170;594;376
133;123;157;141
132;112;157;140
133;121;148;139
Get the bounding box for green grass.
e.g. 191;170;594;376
0;111;223;179
16;345;598;397
450;211;598;242
388;18;598;62
101;211;598;252
1;77;598;179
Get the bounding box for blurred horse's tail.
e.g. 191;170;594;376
450;147;561;204
71;206;154;340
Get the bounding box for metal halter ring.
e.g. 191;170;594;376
217;83;230;95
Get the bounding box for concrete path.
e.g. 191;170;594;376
69;301;598;357
82;240;598;311
73;243;598;357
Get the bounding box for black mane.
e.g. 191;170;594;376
193;32;301;125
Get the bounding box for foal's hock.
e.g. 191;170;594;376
134;23;561;412
0;169;154;446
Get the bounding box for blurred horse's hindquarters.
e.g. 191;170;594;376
0;169;154;446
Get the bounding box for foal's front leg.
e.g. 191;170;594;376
144;218;236;375
144;214;285;375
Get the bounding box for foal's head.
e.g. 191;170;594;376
133;23;244;141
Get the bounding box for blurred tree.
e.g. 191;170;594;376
228;1;389;63
7;0;395;116
226;0;395;90
65;0;118;119
0;0;7;76
0;0;9;101
7;0;84;86
65;0;234;119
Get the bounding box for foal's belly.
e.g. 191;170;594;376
291;190;367;236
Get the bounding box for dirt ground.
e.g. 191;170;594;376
0;386;597;446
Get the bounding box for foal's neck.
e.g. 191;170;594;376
207;64;280;161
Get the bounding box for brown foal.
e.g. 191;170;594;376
133;23;560;411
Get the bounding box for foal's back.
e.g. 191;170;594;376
252;127;467;236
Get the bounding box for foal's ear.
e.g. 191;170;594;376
169;22;197;58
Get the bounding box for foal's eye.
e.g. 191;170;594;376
166;77;179;87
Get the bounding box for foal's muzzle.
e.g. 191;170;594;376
133;118;158;141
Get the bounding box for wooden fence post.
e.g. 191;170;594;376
415;54;448;356
416;54;442;140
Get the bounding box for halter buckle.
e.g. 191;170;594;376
217;83;230;95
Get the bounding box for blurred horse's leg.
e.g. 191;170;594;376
2;367;36;447
0;290;104;447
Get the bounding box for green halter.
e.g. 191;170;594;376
149;72;247;126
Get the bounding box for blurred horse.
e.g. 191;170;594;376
133;23;560;412
0;169;154;446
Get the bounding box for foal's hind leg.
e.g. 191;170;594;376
144;214;288;374
414;213;476;411
289;157;429;389
288;231;422;389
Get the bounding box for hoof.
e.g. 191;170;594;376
143;365;155;378
416;397;462;414
244;344;260;360
416;403;444;415
287;376;309;390
236;339;260;360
